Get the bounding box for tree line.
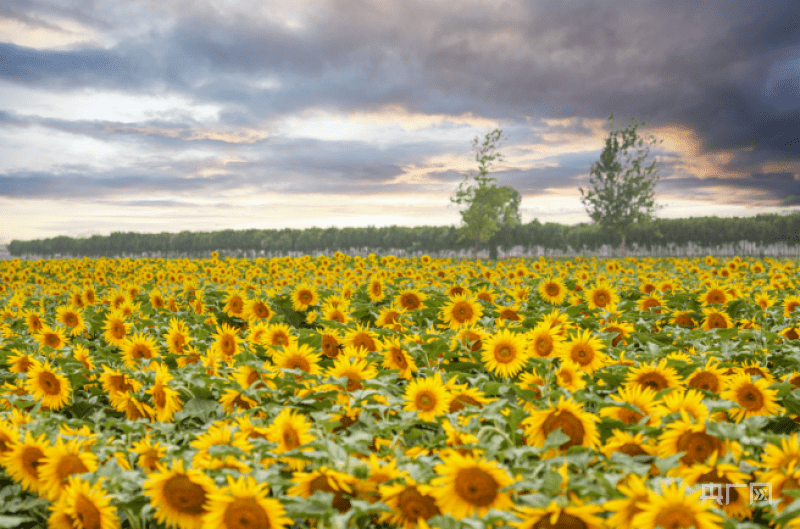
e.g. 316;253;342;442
8;213;800;258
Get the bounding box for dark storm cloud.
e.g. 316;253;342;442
660;172;800;206
2;0;800;207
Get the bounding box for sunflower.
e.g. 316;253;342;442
210;323;243;362
36;324;68;350
375;304;406;329
102;311;129;347
1;431;49;493
599;384;661;427
430;450;515;519
758;433;800;485
56;305;86;336
603;474;652;529
262;323;296;349
379;479;441;529
403;376;450;421
72;344;95;371
447;383;492;413
38;438;99;500
7;349;39;374
655;388;709;422
603;320;635;346
190;424;252;468
25;360;72;410
148;367;183;423
222;291;245;318
202;475;292;529
481;329;530;378
164;318;193;355
557;329;607;373
600;430;657;459
523;396;600;451
381;336;417;380
0;420;19;457
22;308;45;334
701;307;734;331
318;328;342;359
555;363;586;392
722;373;782;422
50;475;120;529
287;466;355;513
99;366;142;407
440;294;483;329
265;407;314;463
121;332;162;369
638;293;663;314
515;500;605;529
658;417;726;467
631;482;723;529
395;289;428;311
625;360;682;392
131;436;167;471
771;468;800;513
686;359;729;394
355;454;403;504
291;284;318;311
273;343;322;376
326;353;378;395
669;310;697;328
526;323;562;359
538;277;567;305
343;322;379;352
243;298;272;321
366;275;386;303
680;452;752;519
321;302;350;324
144;459;216;529
585;282;620;310
784;294;800;317
699;281;729;306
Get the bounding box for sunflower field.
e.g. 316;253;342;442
3;252;800;529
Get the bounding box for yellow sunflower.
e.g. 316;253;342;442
658;417;726;467
326;353;378;396
555;363;587;392
243;298;273;321
273;343;322;376
121;332;162;369
395;289;428;311
603;320;635;346
381;336;417;380
343;322;379;352
55;305;86;336
526;322;562;359
49;475;120;529
375;304;406;329
202;475;292;529
144;459;216;529
631;482;723;529
440;294;483;329
148;367;183;423
38;438;99;501
603;474;652;529
722;373;782;422
557;329;607;373
210;323;243;362
265;408;314;460
585;282;620;310
538;277;567;305
686;359;729;394
291;284;318;311
1;431;49;493
379;478;441;529
481;329;530;378
680;452;752;519
699;281;729;306
625;360;682;391
102;311;129;347
287;466;355;513
25;360;72;410
655;388;709;422
262;322;296;349
701;307;734;331
131;436;166;471
36;324;69;350
430;450;515;519
222;290;245;318
600;430;657;459
515;500;605;529
523;396;599;451
403;376;450;422
784;294;800;317
164;317;193;355
669;310;697;328
599;384;661;427
367;275;386;303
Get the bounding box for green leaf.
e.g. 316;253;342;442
0;516;33;528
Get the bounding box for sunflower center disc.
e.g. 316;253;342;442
74;495;102;529
531;512;588;529
163;475;207;514
398;488;440;521
225;498;269;529
454;467;498;507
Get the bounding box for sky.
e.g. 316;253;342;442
1;0;799;244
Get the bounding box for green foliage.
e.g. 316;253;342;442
580;113;664;253
450;129;521;257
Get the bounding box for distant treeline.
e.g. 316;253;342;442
8;213;800;259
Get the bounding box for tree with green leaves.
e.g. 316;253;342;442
579;113;664;257
451;129;521;259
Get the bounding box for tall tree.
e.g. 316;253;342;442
451;129;521;259
579;113;664;257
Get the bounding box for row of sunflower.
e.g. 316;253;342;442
2;253;800;528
